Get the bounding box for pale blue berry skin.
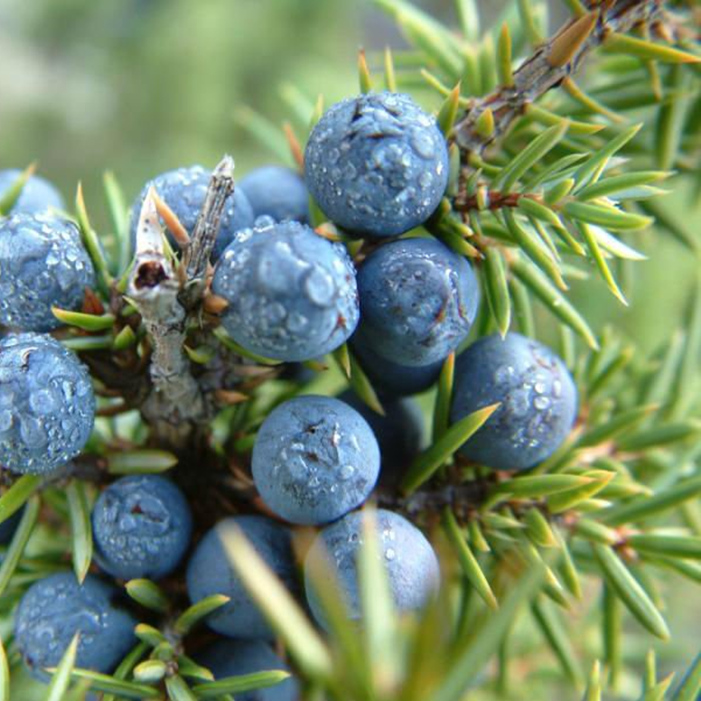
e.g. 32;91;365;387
198;640;299;701
0;169;65;214
129;165;255;262
0;508;23;545
304;92;449;237
356;238;479;367
450;333;578;471
0;333;95;475
186;516;298;640
338;390;424;487
92;475;193;581
305;509;439;627
350;338;442;397
212;219;359;362
240;165;309;224
14;572;137;682
0;213;95;332
252;395;380;526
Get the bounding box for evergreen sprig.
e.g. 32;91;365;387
0;0;700;699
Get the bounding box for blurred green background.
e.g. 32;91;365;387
0;2;699;695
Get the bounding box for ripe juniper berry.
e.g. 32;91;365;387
14;572;136;681
305;509;440;628
212;218;359;362
0;212;95;331
355;237;479;367
450;332;578;471
186;516;298;640
350;338;443;397
0;169;65;214
92;475;193;581
252;395;380;525
198;639;299;701
0;333;95;475
305;92;448;237
240;165;309;224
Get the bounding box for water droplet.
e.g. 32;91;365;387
494;366;514;384
534;396;550;411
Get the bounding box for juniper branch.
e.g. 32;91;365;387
180;155;236;309
125;156;237;447
453;0;663;157
127;189;206;446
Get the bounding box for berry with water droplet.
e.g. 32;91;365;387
252;395;380;525
0;213;95;331
92;475;193;581
304;509;439;627
305;92;449;237
212;219;359;361
450;333;577;471
355;237;480;367
0;333;95;475
14;572;136;682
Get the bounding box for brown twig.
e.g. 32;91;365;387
453;0;663;158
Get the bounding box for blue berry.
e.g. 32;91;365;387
212;219;359;362
356;238;479;367
186;516;298;640
0;169;65;215
450;333;578;471
130;165;255;262
0;507;23;545
338;390;424;487
252;395;380;525
350;338;442;397
198;640;299;701
0;213;95;332
14;572;136;681
305;509;439;627
240;165;309;224
305;92;448;237
0;333;95;475
92;475;193;581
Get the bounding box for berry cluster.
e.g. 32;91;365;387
0;91;578;698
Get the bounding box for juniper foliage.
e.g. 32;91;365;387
1;0;701;699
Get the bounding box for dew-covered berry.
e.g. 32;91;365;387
240;165;309;224
355;238;479;367
350;338;442;397
186;516;298;640
252;395;380;525
0;169;65;215
0;213;95;332
305;92;449;237
338;390;424;487
14;572;136;681
198;640;299;701
305;509;439;627
130;165;255;262
92;475;193;581
450;333;578;471
212;219;359;362
0;333;95;475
